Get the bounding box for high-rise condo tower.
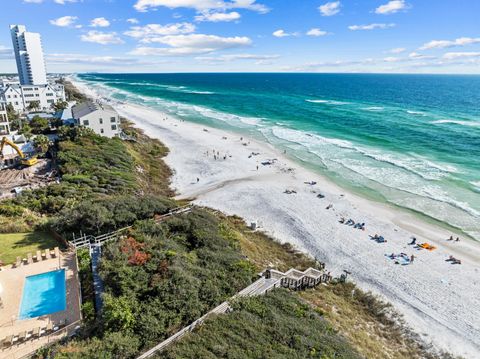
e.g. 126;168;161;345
10;25;47;85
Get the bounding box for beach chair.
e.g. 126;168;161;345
25;330;33;341
3;335;12;348
39;326;47;336
17;331;26;342
11;334;19;345
27;253;33;264
53;319;66;331
22;257;28;265
41;251;47;260
46;322;53;333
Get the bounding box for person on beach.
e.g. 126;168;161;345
448;236;453;241
409;237;417;245
256;165;259;171
410;254;415;263
455;237;460;242
197;178;200;183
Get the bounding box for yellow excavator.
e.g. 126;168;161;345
0;137;38;167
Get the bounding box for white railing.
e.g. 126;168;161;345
136;267;329;359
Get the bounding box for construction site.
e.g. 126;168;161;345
0;135;58;200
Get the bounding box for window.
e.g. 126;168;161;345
47;99;54;103
46;93;54;96
110;117;116;123
83;120;89;126
100;129;104;134
99;118;103;124
111;125;117;131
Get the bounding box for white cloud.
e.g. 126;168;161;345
134;0;269;14
0;46;14;59
442;52;480;60
420;37;480;50
375;0;408;15
272;29;299;38
130;34;251;56
388;47;406;54
23;0;44;3
90;17;110;27
408;52;434;60
196;53;279;62
195;11;241;22
348;23;395;31
383;56;407;62
306;28;328;37
49;15;78;27
124;23;196;40
318;1;340;16
80;31;124;45
127;18;139;24
46;53;153;66
54;0;81;4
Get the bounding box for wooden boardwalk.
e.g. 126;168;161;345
137;267;328;359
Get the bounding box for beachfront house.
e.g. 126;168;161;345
0;101;9;135
71;101;121;138
0;83;66;113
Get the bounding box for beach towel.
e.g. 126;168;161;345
417;243;437;251
385;253;411;265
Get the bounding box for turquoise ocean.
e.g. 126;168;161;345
77;73;480;241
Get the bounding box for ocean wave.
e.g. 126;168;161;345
430;119;480;128
362;106;384;111
471;181;480;192
306;99;350;105
406;110;426;116
327;158;480;219
268;126;454;181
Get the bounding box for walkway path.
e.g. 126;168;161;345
90;244;104;313
137;267;327;359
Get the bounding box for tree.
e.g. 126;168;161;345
53;100;68;112
27;100;40;112
30;116;50;134
33;134;51;154
19;123;32;139
102;294;135;332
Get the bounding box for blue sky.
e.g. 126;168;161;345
1;0;479;73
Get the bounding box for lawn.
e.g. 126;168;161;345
0;231;60;265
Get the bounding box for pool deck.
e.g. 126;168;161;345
0;250;82;358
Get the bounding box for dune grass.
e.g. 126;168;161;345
0;231;60;264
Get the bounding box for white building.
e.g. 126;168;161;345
1;26;65;113
1;83;66;112
72;101;121;138
0;101;9;135
10;25;47;86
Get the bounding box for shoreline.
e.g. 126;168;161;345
72;79;480;358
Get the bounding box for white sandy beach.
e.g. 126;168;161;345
73;80;480;358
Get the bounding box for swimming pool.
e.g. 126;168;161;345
19;269;66;320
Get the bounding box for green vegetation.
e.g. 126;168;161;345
30;116;50;134
163;289;361;359
58;79;87;102
0;98;448;358
48;209;257;358
0;231;60;264
53;100;69;112
77;248;95;324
